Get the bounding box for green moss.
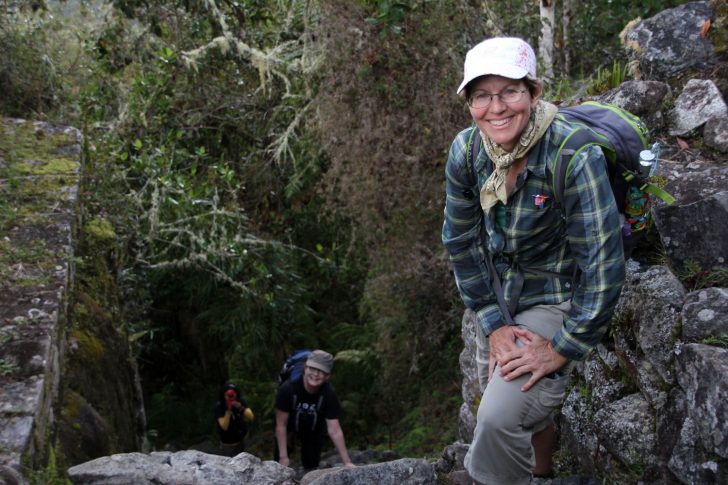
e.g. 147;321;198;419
84;218;117;243
701;333;728;349
26;446;72;485
70;329;105;363
12;157;77;176
0;358;20;377
60;392;83;421
0;120;78;175
710;0;727;55
578;384;592;402
73;287;115;323
0;118;79;294
0;238;56;287
72;303;89;320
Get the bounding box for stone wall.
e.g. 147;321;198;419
0;118;81;483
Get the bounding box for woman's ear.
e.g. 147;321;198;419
531;81;543;107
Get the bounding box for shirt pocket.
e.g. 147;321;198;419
504;177;563;255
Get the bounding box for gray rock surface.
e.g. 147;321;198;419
669;415;724;485
621;1;718;80
676;344;728;458
669;79;728;136
0;118;81;483
682;288;728;342
614;264;685;390
581;348;626;410
655;159;728;205
458;310;479;443
67;452;438;485
704;115;728;153
593;393;659;473
67;451;296;485
653;191;728;272
302;458;436;485
601;80;671;132
652;156;728;272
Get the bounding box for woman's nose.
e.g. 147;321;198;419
488;95;507;112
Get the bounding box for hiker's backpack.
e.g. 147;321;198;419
467;100;674;258
278;349;311;385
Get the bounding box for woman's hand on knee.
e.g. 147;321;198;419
487;326;520;383
500;328;568;391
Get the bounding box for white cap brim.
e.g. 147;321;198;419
457;63;530;94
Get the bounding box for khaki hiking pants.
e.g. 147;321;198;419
464;301;573;485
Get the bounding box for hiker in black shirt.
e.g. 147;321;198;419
274;350;354;470
214;383;254;456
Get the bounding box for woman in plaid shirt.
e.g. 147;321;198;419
442;37;625;484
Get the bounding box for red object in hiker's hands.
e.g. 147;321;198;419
225;389;237;407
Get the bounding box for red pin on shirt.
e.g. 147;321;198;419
533;194;549;208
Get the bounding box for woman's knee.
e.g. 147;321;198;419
478;387;531;428
476;405;521;440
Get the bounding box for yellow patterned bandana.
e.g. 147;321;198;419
480;100;558;212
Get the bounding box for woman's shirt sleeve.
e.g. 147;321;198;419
441;131;503;335
552;144;626;360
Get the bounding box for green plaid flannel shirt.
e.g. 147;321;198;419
442;117;625;361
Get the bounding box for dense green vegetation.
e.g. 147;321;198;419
1;0;692;468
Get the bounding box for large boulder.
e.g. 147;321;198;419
613;264;685;401
653;191;728;272
668;79;728;136
621;1;719;80
561;387;601;474
671;344;728;483
675;344;728;459
593;393;660;480
703;116;728;153
601;80;671;132
67;451;296;485
301;458;436;485
652;158;728;273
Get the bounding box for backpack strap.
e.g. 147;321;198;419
292;389;299;432
483;251;516;326
467;125;481;169
310;394;325;431
466;127;518;324
552;126;612;207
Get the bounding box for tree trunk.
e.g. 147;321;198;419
539;0;555;82
563;0;572;76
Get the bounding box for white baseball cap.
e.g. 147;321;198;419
457;37;538;94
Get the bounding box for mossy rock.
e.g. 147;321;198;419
56;390;111;468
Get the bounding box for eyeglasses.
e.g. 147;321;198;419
306;366;326;376
467;88;528;109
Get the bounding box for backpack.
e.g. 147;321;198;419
467;100;675;257
278;349;311;385
466;101;675;324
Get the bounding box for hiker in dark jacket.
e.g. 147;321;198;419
274;350;355;470
442;37;625;485
214;383;254;456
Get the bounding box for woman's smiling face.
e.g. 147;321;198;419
468;75;541;153
303;365;328;390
